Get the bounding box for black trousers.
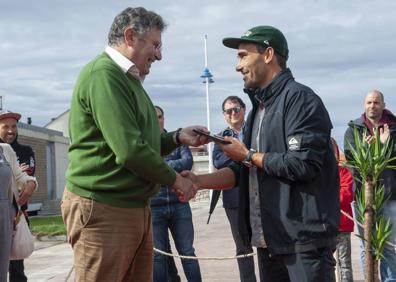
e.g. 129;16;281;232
257;247;336;282
225;208;256;282
9;260;27;282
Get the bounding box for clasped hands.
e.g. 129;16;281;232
170;131;249;202
171;172;199;202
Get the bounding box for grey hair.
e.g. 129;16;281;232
108;7;167;46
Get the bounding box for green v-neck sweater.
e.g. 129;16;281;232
66;53;178;208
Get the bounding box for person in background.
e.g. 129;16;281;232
344;90;396;281
331;138;354;282
212;96;256;282
0;110;36;282
151;105;201;282
167;242;181;282
0;137;37;282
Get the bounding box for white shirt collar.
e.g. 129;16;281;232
105;46;143;82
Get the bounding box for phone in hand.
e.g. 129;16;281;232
193;128;231;144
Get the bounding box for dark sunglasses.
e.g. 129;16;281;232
223;107;242;115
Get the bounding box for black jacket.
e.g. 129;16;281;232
229;69;339;255
344;116;396;201
10;137;35;176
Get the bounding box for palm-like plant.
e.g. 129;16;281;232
346;128;396;282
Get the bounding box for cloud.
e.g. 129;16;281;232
0;0;395;150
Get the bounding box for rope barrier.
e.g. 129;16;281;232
153;211;395;261
153;248;256;260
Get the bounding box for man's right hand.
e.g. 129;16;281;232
171;173;197;202
180;170;199;188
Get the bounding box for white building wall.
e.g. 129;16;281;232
54;142;69;199
192;155;210;174
45;111;70;137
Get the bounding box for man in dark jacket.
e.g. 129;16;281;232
183;26;339;282
211;96;256;282
344;90;396;281
151;106;202;282
0;110;36;282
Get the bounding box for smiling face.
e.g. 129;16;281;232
130;28;162;76
0;117;18;143
235;43;272;89
223;100;245;130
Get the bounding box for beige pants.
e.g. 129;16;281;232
61;188;153;282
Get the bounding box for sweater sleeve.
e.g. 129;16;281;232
88;69;176;186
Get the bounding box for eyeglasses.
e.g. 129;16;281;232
223;107;242;115
138;37;162;52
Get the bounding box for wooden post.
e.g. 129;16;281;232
364;177;374;282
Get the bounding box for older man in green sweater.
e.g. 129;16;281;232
61;7;207;282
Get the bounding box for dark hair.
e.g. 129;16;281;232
108;7;167;46
256;44;287;70
222;96;246;111
154;105;164;115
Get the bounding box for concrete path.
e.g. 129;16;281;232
22;201;365;281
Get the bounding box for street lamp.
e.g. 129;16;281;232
200;34;215;173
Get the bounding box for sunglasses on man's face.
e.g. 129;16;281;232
223;107;242;115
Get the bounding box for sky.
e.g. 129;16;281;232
1;0;395;149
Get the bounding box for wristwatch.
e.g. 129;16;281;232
242;149;257;167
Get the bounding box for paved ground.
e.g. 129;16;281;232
21;201;365;281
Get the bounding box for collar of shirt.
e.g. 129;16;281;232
105;46;143;82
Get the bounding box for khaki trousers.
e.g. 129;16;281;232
61;188;153;282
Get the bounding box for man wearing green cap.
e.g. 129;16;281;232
182;26;339;281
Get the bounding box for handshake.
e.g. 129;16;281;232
170;171;200;202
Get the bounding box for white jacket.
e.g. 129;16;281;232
0;143;37;203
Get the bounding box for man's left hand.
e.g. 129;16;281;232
218;137;249;161
379;124;390;144
179;126;210;146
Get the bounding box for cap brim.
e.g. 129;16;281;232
223;37;244;49
223;37;261;49
0;113;21;121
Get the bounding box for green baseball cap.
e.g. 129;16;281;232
223;25;289;59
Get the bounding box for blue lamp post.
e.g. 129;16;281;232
200;35;215;173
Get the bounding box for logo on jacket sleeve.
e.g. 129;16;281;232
288;135;302;151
